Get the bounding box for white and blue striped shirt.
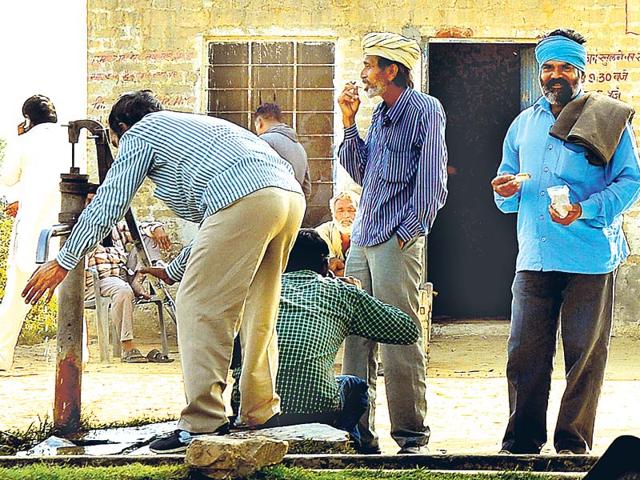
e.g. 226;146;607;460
339;88;448;246
57;110;302;281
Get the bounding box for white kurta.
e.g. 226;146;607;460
0;123;68;369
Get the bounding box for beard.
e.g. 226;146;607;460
364;82;386;99
542;77;578;106
335;220;353;235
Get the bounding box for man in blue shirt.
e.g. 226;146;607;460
338;32;448;454
492;29;640;454
22;90;305;453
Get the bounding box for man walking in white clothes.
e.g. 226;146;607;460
0;95;67;370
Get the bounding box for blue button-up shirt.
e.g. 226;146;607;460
495;96;640;274
338;88;448;246
57;111;302;281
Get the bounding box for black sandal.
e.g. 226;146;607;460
147;348;174;363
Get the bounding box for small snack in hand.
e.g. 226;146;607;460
514;173;531;183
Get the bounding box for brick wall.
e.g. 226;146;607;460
88;0;640;332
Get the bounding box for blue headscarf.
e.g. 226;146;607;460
535;35;587;72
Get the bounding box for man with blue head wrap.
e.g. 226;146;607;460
491;29;640;455
535;33;587;110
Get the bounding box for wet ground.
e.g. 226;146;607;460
1;320;639;455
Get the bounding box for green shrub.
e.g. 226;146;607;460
0;198;58;345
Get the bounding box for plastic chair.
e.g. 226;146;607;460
84;268;173;362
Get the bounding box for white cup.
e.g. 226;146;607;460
547;185;571;218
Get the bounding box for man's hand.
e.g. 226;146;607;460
549;203;582;226
4;201;18;218
138;266;175;286
337;276;362;289
338;82;360;127
151;226;172;251
22;260;68;305
130;272;152;300
491;174;521;198
397;236;406;250
328;257;345;277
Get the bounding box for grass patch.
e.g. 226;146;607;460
0;415;177;455
0;465;579;480
258;467;571;479
0;464;189;480
0;416;57;455
78;414;177;431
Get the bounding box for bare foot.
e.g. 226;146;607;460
130;272;151;300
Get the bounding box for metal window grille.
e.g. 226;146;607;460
206;40;335;225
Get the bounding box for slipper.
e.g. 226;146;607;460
147;348;174;363
121;348;148;363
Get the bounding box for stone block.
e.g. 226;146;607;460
186;435;288;479
227;423;350;454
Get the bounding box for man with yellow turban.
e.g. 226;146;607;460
492;29;640;455
338;32;448;455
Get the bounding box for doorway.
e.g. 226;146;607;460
427;42;535;319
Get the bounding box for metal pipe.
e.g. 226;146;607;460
36;225;72;265
53;168;90;435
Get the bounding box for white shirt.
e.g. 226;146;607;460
0;123;68;270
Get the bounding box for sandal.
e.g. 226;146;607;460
147;348;174;363
121;348;148;363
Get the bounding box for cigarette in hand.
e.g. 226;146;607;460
514;173;531;183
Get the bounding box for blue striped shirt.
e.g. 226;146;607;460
57;111;302;281
338;88;448;246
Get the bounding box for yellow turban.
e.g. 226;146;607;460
361;32;421;71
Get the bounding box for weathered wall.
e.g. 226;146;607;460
87;0;640;332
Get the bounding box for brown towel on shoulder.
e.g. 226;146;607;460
549;92;634;166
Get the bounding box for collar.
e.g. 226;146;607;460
378;87;414;126
284;269;323;278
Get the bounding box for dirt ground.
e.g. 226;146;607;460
1;320;638;455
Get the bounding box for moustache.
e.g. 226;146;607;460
544;78;571;90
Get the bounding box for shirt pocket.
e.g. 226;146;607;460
556;143;604;185
381;147;417;184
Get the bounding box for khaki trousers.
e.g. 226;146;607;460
176;187;304;433
99;277;135;342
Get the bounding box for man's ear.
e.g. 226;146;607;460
118;122;130;134
385;63;399;83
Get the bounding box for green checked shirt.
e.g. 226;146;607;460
236;270;419;415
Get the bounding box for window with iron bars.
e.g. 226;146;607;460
206;40;335;226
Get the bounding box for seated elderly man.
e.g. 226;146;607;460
85;243;150;363
85;194;173;363
232;229;418;450
315;190;359;276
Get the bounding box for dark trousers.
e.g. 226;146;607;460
262;374;368;447
502;270;615;454
230;337;368;445
334;374;369;446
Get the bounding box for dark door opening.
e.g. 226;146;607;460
427;43;528;320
